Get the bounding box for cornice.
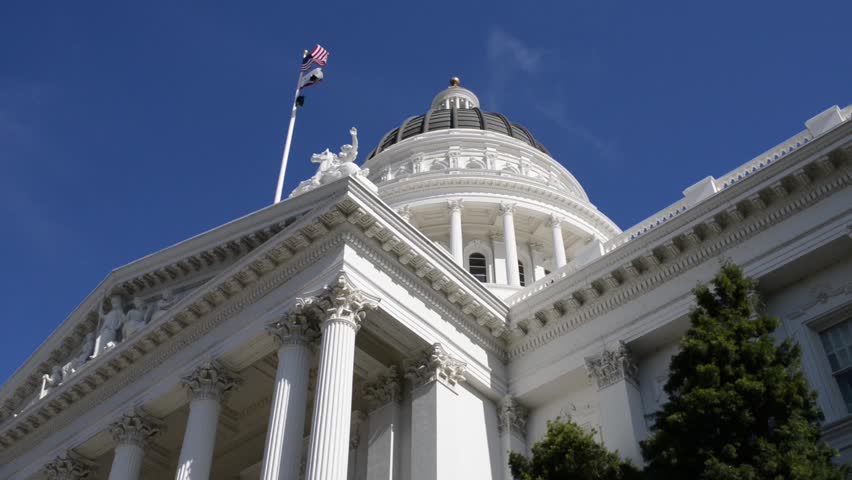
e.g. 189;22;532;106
0;176;512;457
506;127;852;359
0;184;346;421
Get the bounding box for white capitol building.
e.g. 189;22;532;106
1;79;851;480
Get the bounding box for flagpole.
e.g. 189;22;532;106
273;51;308;204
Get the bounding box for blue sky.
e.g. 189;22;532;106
1;1;850;383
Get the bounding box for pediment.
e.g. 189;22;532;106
0;175;510;456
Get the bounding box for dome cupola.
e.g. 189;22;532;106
362;79;621;298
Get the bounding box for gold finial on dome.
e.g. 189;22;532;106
449;77;460;87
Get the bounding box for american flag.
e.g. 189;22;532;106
301;44;329;72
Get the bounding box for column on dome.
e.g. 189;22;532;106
260;305;321;480
362;366;402;480
584;342;647;464
44;452;93;480
548;214;568;268
405;343;467;480
175;361;241;480
304;273;379;480
447;200;464;266
526;242;539;283
497;396;528;480
498;203;521;287
107;408;162;480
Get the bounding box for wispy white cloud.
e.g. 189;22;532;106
485;27;621;165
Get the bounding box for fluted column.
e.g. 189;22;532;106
498;203;521;286
363;367;402;480
548;214;567;268
448;200;464;266
107;408;162;480
304;273;379;480
585;342;646;464
497;396;528;480
261;306;320;480
175;362;240;480
405;344;467;480
44;452;93;480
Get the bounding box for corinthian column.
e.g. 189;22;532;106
304;273;379;480
107;408;162;480
175;361;240;480
498;203;521;286
448;199;464;266
584;342;646;464
548;214;567;268
44;452;93;480
260;306;320;480
497;396;528;480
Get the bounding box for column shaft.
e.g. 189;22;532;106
175;397;221;480
366;402;401;480
260;342;312;480
448;200;463;266
108;444;144;480
550;216;567;268
500;204;521;287
305;320;358;480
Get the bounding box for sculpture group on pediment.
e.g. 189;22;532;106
290;127;372;197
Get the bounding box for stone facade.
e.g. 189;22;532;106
0;82;850;479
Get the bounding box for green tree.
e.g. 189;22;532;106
509;417;639;480
641;263;847;479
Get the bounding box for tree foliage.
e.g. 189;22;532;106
641;263;847;479
509;417;639;480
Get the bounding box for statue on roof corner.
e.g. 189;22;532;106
290;127;373;198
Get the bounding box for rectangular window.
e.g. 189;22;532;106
820;319;852;413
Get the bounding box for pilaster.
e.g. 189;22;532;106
584;342;646;464
44;452;93;480
363;367;402;480
497;396;528;480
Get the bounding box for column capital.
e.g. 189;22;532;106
584;341;639;390
497;395;528;438
181;361;241;402
44;452;93;480
301;272;380;332
405;343;466;390
266;305;321;348
497;202;516;216
362;366;401;411
447;199;464;213
546;214;563;228
109;407;163;448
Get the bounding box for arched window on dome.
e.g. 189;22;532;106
469;253;488;283
518;260;526;287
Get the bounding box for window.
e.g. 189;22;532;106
518;261;526;287
820;319;852;412
468;253;487;283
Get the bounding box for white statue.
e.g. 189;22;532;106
62;332;95;379
290;127;371;197
146;289;181;324
122;297;147;339
94;295;125;357
40;366;62;399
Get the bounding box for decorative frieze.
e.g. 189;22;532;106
180;361;241;402
497;395;528;438
405;343;466;389
362;366;401;410
584;342;639;390
108;407;162;447
44;452;92;480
